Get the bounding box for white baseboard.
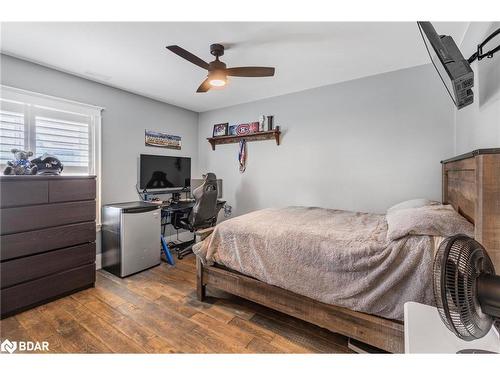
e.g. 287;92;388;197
96;253;102;270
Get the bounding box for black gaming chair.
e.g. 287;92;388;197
174;173;220;258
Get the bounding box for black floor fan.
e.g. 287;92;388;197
433;234;500;353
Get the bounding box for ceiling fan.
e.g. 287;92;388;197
166;43;275;93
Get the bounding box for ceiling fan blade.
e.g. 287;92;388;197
196;78;211;93
225;67;275;77
166;45;209;70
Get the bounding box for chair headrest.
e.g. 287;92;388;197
204;172;216;182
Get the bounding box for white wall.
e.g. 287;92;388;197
455;22;500;154
198;64;455;216
0;54;199;206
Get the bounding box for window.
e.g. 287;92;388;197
0;87;101;176
0;85;103;224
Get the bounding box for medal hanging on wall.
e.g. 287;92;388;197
238;139;247;173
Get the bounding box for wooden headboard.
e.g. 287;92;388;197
442;148;500;270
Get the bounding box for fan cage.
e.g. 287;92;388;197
433;234;495;341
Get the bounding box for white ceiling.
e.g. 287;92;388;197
0;22;469;112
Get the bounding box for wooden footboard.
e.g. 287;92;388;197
196;258;404;353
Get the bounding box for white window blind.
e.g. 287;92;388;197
36;117;89;167
34;107;92;174
0;108;25;165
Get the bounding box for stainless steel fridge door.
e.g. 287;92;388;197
120;208;161;277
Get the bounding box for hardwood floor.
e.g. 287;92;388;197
0;256;353;353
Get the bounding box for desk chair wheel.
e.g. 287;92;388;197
171;239;195;260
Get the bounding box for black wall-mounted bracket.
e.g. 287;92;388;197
468;28;500;64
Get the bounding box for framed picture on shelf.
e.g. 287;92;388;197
249;122;260;133
213;123;228;137
228;125;237;136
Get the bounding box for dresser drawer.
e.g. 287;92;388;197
49;178;96;203
1;222;95;261
0;201;96;235
1;263;95;318
0;180;49;208
1;243;95;288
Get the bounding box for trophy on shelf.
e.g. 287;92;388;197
266;115;274;131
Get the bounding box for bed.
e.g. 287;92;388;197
193;149;500;353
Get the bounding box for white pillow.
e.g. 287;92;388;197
387;198;440;214
386;204;474;241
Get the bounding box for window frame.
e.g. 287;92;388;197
0;85;104;226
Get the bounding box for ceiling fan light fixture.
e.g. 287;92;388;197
208;70;227;87
209;78;226;87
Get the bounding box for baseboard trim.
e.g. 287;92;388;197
95;253;102;270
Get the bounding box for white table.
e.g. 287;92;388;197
404;302;500;353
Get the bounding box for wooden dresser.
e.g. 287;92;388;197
0;175;96;318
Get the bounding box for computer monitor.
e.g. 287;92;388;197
417;22;474;109
139;154;191;192
190;178;223;199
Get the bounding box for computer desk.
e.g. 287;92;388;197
161;199;226;217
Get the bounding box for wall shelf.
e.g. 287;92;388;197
207;126;281;150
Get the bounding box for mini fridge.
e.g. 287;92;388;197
102;201;161;277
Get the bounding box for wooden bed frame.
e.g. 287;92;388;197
441;148;500;271
196;148;500;354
